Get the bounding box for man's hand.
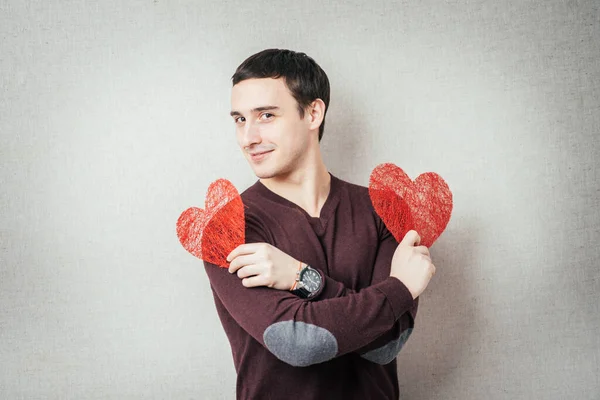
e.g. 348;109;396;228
390;230;436;299
226;243;300;290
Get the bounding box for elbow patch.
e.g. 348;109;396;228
263;321;338;367
360;328;413;365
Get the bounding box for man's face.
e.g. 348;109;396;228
230;78;311;179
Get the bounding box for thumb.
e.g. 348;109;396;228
400;230;421;247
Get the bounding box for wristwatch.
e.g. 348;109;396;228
291;264;323;299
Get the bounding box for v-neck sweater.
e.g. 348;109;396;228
253;173;341;236
204;172;419;400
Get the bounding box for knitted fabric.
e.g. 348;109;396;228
176;179;245;268
369;163;452;247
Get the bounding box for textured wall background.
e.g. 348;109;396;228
1;1;599;399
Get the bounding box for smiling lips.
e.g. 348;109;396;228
249;149;274;162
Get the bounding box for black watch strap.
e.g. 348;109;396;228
291;286;312;299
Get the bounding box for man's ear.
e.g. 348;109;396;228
307;99;326;132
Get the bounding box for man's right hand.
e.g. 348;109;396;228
390;230;436;299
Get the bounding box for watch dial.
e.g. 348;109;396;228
303;269;321;292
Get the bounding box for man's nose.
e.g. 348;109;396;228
240;121;261;147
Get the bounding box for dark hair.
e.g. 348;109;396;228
231;49;330;142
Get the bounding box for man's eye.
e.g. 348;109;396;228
234;116;245;123
260;113;273;120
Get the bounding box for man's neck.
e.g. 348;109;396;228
259;162;331;218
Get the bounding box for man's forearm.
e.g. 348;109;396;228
307;267;418;362
205;260;414;367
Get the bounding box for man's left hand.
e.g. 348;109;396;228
226;243;300;290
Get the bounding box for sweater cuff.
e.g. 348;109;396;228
373;277;416;320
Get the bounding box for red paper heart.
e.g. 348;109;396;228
176;179;245;268
369;163;452;247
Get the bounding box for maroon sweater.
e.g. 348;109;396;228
204;172;419;399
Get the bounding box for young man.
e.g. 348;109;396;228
203;49;436;399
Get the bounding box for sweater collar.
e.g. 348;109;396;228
252;172;341;224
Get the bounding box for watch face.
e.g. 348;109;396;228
301;268;322;292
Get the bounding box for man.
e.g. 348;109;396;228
203;48;436;399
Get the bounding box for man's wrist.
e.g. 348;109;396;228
290;263;323;299
389;275;417;300
290;261;305;291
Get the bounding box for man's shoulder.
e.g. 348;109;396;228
238;180;291;226
239;180;260;202
335;175;387;230
336;175;368;194
335;174;373;207
239;179;274;207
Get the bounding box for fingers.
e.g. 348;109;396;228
235;264;260;279
415;246;434;268
400;230;421;247
226;243;265;263
228;253;259;274
414;245;430;258
241;275;269;288
413;243;435;275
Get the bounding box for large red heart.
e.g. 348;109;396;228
176;179;245;268
369;163;452;247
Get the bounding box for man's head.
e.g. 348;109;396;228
230;49;330;179
232;49;330;141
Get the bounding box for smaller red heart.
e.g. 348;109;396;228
176;179;245;268
369;163;453;247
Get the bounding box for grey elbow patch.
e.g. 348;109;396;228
361;328;413;365
263;321;338;367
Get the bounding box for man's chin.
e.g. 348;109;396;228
248;158;290;180
253;170;277;179
248;164;273;179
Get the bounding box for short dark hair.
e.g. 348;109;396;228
231;49;330;142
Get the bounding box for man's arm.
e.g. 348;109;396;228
205;259;412;367
311;221;418;325
204;214;416;367
307;219;419;363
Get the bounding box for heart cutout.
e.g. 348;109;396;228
369;163;453;247
176;179;245;268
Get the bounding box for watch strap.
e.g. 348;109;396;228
291;286;312;298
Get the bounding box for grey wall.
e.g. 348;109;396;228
1;1;599;399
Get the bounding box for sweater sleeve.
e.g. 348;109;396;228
204;216;415;367
308;216;419;364
312;232;418;322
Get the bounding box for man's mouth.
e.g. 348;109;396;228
249;149;274;161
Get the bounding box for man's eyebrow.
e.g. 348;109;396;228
230;106;280;117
